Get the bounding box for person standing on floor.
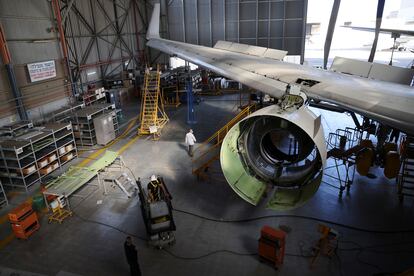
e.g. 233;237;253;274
185;129;197;157
124;236;141;276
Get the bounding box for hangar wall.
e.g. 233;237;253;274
0;0;147;125
166;0;307;55
0;0;70;125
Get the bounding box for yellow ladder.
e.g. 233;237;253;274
192;104;256;179
138;65;169;139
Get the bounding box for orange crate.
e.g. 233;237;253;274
8;202;32;222
8;203;40;239
11;212;40;239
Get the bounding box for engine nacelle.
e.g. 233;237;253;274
220;104;327;210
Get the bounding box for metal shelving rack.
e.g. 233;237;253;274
72;103;120;147
49;103;85;123
0;122;78;192
0;180;8;206
0;121;34;139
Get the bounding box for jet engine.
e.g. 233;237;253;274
220;98;327;211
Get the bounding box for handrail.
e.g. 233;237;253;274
194;103;255;156
192;104;255;169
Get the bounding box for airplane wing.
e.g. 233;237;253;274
147;4;414;135
341;25;414;37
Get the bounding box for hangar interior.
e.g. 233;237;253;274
0;0;413;275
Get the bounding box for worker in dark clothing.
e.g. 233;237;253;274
124;236;141;276
147;175;160;202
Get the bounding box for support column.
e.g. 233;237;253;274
323;0;341;69
51;0;76;96
368;0;386;63
0;22;28;121
132;0;142;64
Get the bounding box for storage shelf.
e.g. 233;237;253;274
40;165;60;179
55;130;72;141
71;103;118;148
33;139;55;153
35;147;56;161
59;147;76;157
5;157;36;169
60;154;77;166
57;136;73;147
0;181;7;206
57;139;74;150
0;122;78;192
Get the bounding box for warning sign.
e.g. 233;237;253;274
27;60;56;82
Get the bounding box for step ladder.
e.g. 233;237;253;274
192;104;256;179
139;65;169;139
398;136;414;202
104;173;138;198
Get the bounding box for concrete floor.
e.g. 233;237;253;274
1;93;414;276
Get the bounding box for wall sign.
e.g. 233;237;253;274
27;60;56;82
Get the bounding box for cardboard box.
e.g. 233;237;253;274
48;153;57;163
65;144;74;152
58;147;66;155
40;166;53;175
22;165;36;176
61;153;73;162
50;162;59;170
37;158;48;168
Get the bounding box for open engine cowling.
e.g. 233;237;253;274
220;104;327;210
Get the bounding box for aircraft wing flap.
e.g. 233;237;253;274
213;40;287;60
331;56;414;85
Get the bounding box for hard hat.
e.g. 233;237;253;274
150;175;157;182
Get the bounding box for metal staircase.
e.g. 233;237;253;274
138;66;169;138
192;104;255;179
398;136;414;202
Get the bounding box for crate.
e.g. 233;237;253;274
8;202;32;222
37;158;48;168
8;202;40;239
48;153;57;163
58;147;66;155
61;153;74;162
40;166;52;175
22;165;36;175
65;144;74;152
50;162;59;170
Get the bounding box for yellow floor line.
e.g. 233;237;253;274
118;135;140;155
78;116;138;167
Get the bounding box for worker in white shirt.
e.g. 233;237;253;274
185;129;197;157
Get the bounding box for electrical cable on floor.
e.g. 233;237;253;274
162;248;311;261
70;199;414;268
171;208;414;234
162;248;257;260
70;164;414;266
72;211;147;242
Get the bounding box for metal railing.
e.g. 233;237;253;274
192;103;255;175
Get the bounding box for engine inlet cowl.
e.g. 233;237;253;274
220;105;326;210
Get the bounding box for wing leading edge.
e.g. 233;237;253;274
147;4;414;135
